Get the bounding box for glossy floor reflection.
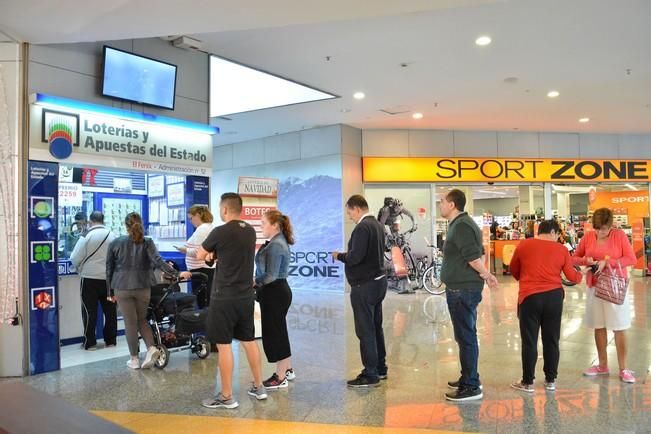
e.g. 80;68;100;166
20;277;651;433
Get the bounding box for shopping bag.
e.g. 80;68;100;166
593;261;628;305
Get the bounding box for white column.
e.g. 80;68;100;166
544;183;553;219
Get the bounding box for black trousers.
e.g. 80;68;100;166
350;277;388;378
190;267;215;309
258;279;292;363
80;277;117;349
518;288;564;384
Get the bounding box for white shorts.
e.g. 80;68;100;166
584;287;631;331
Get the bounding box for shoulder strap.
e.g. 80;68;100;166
79;230;111;270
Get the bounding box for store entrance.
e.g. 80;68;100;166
551;183;650;275
55;165;208;369
433;184;545;273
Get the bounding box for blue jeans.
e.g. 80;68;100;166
446;287;483;389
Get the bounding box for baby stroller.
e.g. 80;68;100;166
148;271;211;369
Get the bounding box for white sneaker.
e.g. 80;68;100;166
141;346;160;369
285;368;296;381
126;359;140;370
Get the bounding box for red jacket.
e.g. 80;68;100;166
510;238;582;305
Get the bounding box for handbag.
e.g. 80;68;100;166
593;261;629;305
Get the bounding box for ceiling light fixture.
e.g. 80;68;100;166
340;108;351;113
547;90;560;98
353;92;365;100
412;112;423;119
579;117;590;123
475;35;492;46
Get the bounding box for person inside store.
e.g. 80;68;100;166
71;211;89;237
524;220;535;239
106;212;191;370
510;221;522;240
332;194;388;388
572;207;637;383
439;189;498;402
490;220;506;240
254;210;295;390
174;205;216;309
508;219;582;393
70;211;117;351
196;193;267;409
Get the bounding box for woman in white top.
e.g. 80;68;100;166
175;205;215;308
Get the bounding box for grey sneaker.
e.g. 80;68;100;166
511;381;534;393
247;383;268;400
544;381;556;391
201;392;239;409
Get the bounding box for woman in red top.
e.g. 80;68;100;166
509;219;582;393
573;208;637;383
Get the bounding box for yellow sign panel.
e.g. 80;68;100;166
362;157;651;183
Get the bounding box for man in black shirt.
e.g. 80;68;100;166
197;193;267;409
333;195;388;388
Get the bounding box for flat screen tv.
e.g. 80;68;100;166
101;46;177;110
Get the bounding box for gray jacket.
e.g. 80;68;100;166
106;236;178;295
70;225;116;280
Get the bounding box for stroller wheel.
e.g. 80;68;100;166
195;337;210;359
154;344;170;369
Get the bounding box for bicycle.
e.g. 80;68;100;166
384;227;423;292
421;238;445;295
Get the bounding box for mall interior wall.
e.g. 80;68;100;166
212;124;362;292
362;129;651;159
27;38;209;123
0;39;24;377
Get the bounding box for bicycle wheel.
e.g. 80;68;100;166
402;248;417;285
422;266;444;295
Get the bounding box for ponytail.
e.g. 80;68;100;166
264;210;295;245
125;212;145;244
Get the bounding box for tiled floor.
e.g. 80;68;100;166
18;276;651;433
61;337;131;368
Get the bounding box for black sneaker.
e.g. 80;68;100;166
447;380;483;390
445;386;483;402
263;373;288;390
347;374;380;388
378;372;388;380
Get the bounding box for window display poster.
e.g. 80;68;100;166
167;183;185;207
58;183;83;207
148;175;164;198
215;155;344;292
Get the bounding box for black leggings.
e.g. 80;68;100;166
518;288;564;384
258;279;292;363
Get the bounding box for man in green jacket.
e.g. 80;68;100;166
439;189;498;402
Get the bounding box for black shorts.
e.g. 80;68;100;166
207;296;255;344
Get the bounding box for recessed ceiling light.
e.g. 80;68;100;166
412;112;424;119
475;35;492;46
579;117;590;123
547;90;560;98
353;92;365;100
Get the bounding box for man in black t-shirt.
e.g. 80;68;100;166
196;193;267;409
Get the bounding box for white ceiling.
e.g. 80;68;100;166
2;0;650;145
